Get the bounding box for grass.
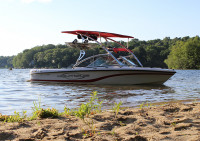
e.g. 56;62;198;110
113;101;122;119
0;91;122;137
139;101;153;110
74;91;102;120
74;91;103;136
63;106;71;116
171;122;177;127
35;108;59;118
0;91;104;137
110;129;116;136
28;100;59;120
119;121;126;126
0;111;26;122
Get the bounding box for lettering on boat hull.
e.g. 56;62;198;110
57;73;90;80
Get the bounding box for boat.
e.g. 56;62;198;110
30;30;176;85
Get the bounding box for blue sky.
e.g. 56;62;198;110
0;0;200;56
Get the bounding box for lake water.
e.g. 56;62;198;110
0;69;199;115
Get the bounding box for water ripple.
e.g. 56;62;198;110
0;69;199;115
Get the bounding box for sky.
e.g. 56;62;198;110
0;0;200;56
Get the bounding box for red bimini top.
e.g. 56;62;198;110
61;30;134;39
113;48;132;53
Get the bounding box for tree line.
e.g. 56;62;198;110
0;36;200;69
0;56;14;68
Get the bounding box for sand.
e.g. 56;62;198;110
0;102;200;141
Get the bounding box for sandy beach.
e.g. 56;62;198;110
0;102;200;141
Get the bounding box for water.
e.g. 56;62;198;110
0;69;199;115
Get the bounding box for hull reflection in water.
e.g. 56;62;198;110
29;82;176;109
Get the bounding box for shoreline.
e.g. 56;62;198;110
0;101;200;141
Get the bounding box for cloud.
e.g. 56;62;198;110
20;0;52;3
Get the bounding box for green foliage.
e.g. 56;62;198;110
110;129;116;136
0;56;14;68
1;35;200;69
113;101;122;118
4;36;200;69
0;91;103;125
165;36;200;69
139;102;145;109
36;108;59;118
62;106;71;116
74;91;102;120
171;122;176;127
0;111;27;122
139;102;153;109
74;91;103;137
30;101;42;120
119;121;126;126
30;101;59;120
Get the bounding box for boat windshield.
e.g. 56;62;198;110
75;54;137;68
120;56;137;67
87;56;119;67
76;55;120;68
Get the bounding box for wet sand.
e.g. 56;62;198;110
0;102;200;141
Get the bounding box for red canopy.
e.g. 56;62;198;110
113;48;132;53
62;30;134;38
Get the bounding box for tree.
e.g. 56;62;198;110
10;36;200;69
0;56;14;68
165;36;200;69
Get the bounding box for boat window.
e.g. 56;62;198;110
87;57;106;67
87;56;120;67
120;56;137;67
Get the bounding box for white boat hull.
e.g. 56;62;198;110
30;67;175;85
